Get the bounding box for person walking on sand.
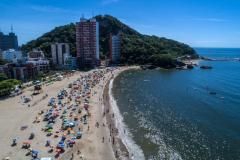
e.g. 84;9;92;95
103;111;105;117
70;153;74;160
102;137;104;143
95;122;99;128
112;137;115;145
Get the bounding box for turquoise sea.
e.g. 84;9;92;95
112;48;240;160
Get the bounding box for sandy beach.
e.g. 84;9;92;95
0;66;137;160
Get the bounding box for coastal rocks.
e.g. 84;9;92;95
140;65;158;70
140;59;201;70
200;66;213;69
187;64;194;69
200;56;213;61
176;64;194;70
209;91;217;95
175;60;186;67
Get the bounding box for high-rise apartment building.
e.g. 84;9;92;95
51;43;70;68
0;31;18;51
109;34;121;63
76;17;99;68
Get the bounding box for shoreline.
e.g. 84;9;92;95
103;66;145;160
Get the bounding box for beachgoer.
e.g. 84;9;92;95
70;153;74;160
12;138;17;146
46;140;50;146
112;137;115;145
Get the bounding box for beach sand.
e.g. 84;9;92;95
0;66;137;160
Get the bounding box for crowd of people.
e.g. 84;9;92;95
10;68;118;160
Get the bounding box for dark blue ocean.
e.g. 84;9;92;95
112;48;240;160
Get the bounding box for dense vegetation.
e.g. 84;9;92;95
0;59;9;65
0;75;21;97
21;15;198;68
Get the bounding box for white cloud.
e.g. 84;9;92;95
102;0;119;5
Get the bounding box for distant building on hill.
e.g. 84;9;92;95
51;43;70;68
76;17;100;68
2;49;23;62
0;30;18;51
109;33;121;63
28;49;45;59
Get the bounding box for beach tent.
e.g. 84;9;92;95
76;131;82;139
33;84;42;94
57;141;65;149
23;97;31;103
45;124;53;129
31;150;39;157
47;129;53;133
68;121;75;127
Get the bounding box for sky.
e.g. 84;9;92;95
0;0;240;48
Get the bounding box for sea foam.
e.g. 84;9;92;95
109;78;145;160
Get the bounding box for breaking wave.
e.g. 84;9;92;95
109;78;145;160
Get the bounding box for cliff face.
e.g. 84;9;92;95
21;15;198;67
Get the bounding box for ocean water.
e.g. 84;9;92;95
112;48;240;160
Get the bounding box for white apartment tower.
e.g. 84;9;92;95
110;34;121;63
51;43;70;68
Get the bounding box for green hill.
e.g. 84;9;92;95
21;15;198;67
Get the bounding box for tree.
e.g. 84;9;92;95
151;54;176;68
0;79;21;97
